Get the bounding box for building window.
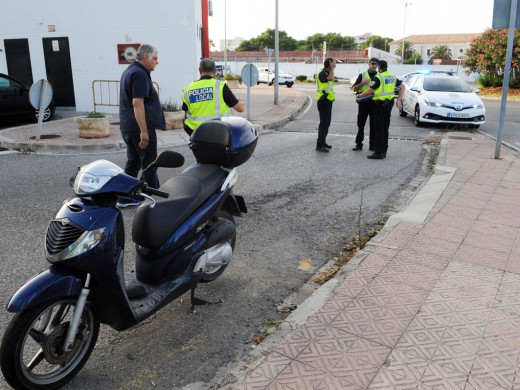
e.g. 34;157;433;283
427;49;431;56
459;48;464;53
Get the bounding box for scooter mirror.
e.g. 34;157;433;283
144;151;185;172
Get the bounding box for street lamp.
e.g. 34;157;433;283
401;1;411;64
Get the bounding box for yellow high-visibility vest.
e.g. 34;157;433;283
182;78;229;130
357;71;372;94
372;71;396;101
316;70;335;101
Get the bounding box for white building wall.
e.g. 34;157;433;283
0;0;204;112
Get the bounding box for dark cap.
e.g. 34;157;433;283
199;58;216;72
369;57;379;63
378;60;388;70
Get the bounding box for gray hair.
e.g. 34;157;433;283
136;44;157;61
199;58;216;72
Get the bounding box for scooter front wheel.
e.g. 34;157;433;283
0;298;99;390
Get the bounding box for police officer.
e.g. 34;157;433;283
357;60;405;159
315;57;336;153
351;58;379;151
182;58;244;136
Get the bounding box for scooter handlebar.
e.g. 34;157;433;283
143;186;169;198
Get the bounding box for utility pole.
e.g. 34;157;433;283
274;0;279;105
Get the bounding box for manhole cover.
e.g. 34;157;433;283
29;134;61;140
449;136;472;140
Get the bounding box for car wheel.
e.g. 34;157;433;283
35;106;54;122
268;79;274;86
414;105;422;127
286;82;293;88
399;105;407;117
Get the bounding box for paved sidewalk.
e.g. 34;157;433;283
0;84;309;155
215;133;520;389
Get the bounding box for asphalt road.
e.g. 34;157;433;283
0;84;497;390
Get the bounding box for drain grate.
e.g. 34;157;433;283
389;137;423;142
449;136;472;140
30;134;61;140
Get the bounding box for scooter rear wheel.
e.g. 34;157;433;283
0;298;99;390
200;210;236;283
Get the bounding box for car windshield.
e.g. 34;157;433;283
423;77;473;93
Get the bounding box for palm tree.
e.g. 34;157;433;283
431;44;452;60
394;41;414;61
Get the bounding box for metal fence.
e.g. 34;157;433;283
92;80;160;113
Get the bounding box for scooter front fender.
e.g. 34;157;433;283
6;267;84;313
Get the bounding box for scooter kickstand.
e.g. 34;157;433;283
190;286;224;313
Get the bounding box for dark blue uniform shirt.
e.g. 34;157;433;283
119;61;165;134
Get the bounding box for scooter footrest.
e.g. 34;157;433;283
126;284;147;299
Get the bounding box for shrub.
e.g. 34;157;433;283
162;100;179;112
476;74;502;88
85;111;105;118
296;75;307;82
224;74;242;84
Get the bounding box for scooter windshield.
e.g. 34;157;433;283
73;159;123;195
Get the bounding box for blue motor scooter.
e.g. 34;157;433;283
0;117;257;390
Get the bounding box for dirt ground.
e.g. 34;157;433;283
479;87;520;98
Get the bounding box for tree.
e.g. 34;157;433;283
404;53;423;64
465;28;520;87
394;41;414;61
431;44;451;60
360;35;395;52
236;29;298;51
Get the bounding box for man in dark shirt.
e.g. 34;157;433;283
119;44;165;202
351;58;379;151
182;58;244;136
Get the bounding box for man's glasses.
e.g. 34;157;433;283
370;62;378;65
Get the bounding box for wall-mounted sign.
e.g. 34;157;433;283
48;25;55;32
117;43;141;64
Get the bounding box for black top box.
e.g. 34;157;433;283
189;117;258;168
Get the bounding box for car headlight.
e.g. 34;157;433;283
424;99;443;107
473;104;484;109
63;228;106;260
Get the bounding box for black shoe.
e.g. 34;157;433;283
352;145;363;151
383;153;387;158
367;153;384;159
316;145;330;153
324;143;332;149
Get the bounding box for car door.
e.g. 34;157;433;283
405;75;421;115
0;74;32;122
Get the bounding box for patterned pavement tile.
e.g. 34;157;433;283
368;349;427;389
273;327;318;359
469;220;520;240
241;353;293;389
306;297;352;328
451;244;509;270
463;231;515;254
418;224;468;245
479;210;520;228
467;353;517;389
419;360;470;389
266;360;328;390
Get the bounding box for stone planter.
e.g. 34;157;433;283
225;79;240;89
75;116;112;138
164;111;184;129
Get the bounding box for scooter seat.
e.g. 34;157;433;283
132;164;226;248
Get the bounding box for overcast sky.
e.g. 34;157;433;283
208;0;494;49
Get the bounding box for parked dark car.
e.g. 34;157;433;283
0;73;55;125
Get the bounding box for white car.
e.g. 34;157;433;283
400;72;485;128
257;67;295;87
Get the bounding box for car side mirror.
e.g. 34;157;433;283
473;88;481;94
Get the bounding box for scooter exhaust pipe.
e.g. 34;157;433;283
193;219;236;274
193;242;233;274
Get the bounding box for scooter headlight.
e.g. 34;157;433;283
63;228;106;260
73;172;113;195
